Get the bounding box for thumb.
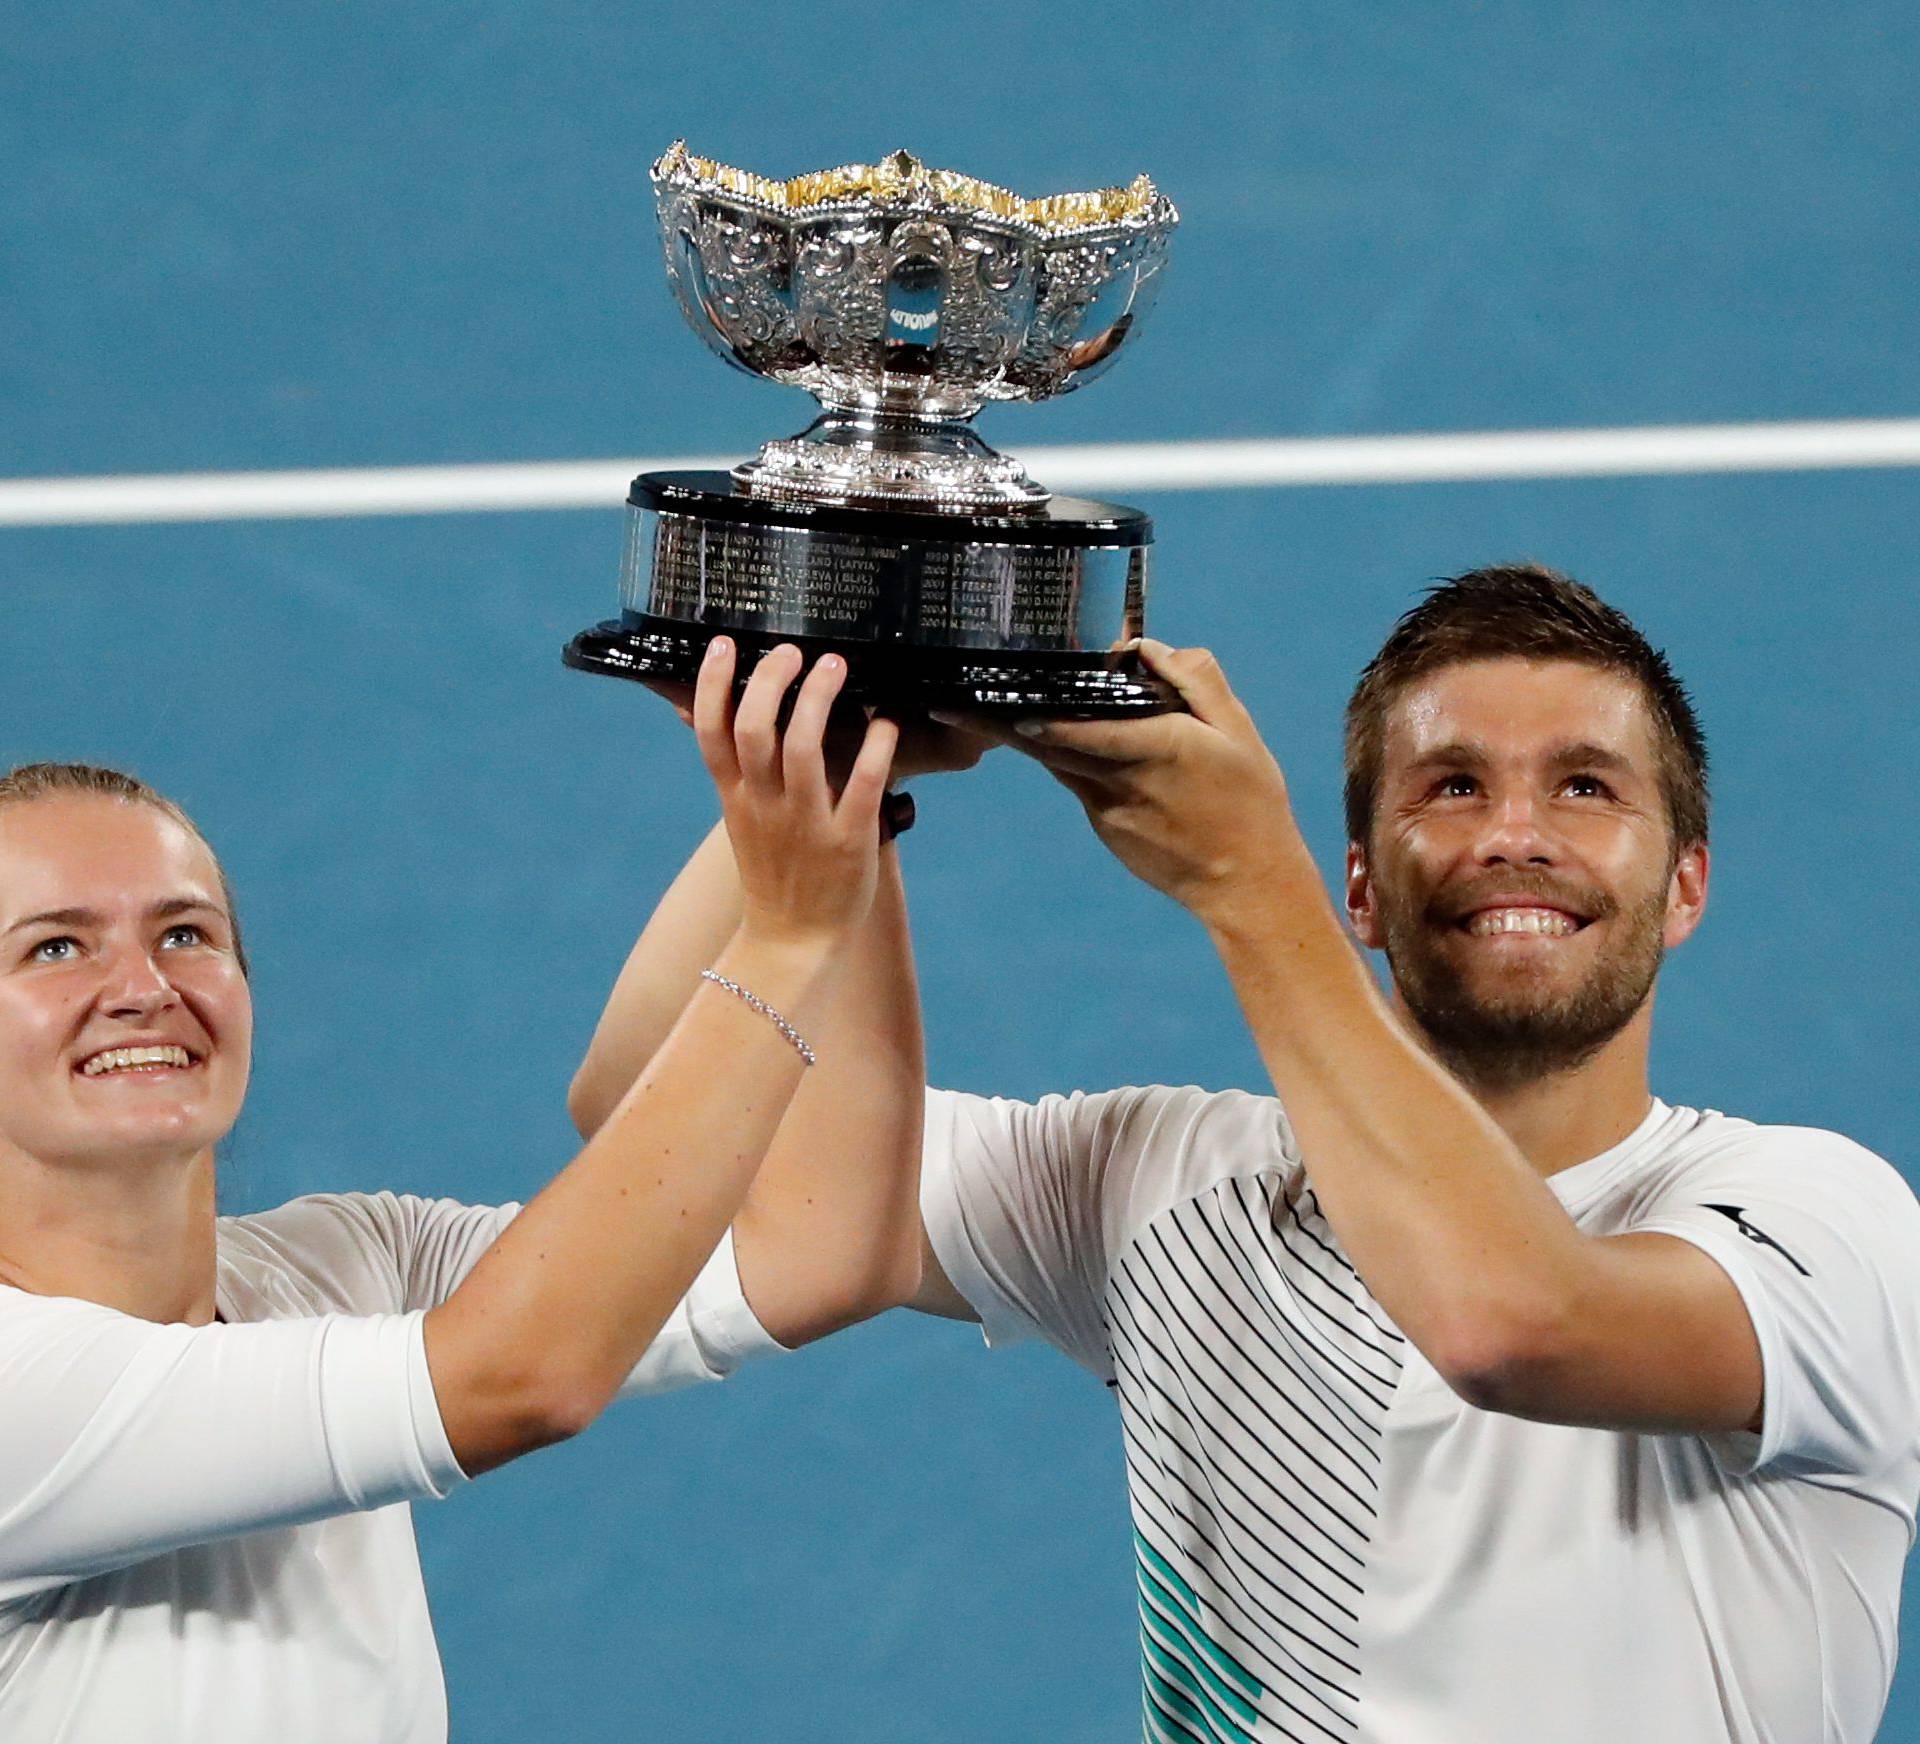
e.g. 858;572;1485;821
1136;640;1249;730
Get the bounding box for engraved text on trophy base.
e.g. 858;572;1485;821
623;508;1136;652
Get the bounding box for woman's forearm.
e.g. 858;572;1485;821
425;928;831;1474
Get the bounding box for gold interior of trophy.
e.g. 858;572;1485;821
657;141;1162;232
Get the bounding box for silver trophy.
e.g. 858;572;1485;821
566;143;1180;714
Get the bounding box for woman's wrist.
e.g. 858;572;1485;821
714;925;841;1018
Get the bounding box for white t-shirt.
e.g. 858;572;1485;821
921;1085;1920;1744
0;1192;779;1744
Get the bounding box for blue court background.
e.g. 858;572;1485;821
5;4;1919;1738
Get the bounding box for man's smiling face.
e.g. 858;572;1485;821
0;795;251;1172
1346;656;1708;1090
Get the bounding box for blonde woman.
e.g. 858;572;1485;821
0;641;902;1743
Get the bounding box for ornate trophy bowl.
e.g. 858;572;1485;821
565;143;1180;715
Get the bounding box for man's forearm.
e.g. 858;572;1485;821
571;820;926;1346
570;821;744;1137
1202;850;1591;1388
731;844;925;1342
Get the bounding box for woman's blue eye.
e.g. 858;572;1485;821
28;937;78;964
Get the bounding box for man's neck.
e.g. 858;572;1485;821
1401;1001;1658;1177
0;1146;220;1324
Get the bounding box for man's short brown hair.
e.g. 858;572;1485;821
1342;564;1708;852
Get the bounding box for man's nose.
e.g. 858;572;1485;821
1472;792;1555;866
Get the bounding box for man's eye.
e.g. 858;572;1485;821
1435;773;1478;798
159;924;207;949
27;936;79;964
1563;774;1611;798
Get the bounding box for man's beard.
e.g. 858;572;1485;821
1376;868;1670;1094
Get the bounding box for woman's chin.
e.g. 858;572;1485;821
45;1112;232;1170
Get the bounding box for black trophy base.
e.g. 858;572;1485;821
564;614;1171;716
564;470;1178;718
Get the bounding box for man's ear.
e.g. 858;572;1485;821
1346;843;1385;949
1663;841;1710;949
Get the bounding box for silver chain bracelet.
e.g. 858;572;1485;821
699;969;817;1066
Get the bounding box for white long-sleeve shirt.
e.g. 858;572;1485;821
0;1192;780;1743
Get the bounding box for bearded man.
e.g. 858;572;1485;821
571;565;1920;1743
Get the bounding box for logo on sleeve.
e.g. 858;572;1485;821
1704;1204;1811;1277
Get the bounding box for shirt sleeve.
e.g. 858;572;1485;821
237;1193;784;1394
0;1295;464;1601
1628;1127;1920;1479
616;1227;786;1395
920;1082;1289;1378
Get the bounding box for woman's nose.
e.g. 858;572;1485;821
97;949;178;1019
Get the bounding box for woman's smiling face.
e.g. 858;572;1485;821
0;795;252;1172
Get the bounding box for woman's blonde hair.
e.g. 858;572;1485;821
0;763;248;976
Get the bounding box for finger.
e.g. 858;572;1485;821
835;713;901;823
1051;769;1111;813
733;644;804;791
639;677;698;714
927;710;1135;781
691;637;740;787
925;710;1025;751
646;685;697;729
918;720;1116;811
819;711;870;791
1004;736;1133;784
918;710;997;741
1014;714;1177;765
901;718;992;775
782;653;849;807
1135;640;1252;730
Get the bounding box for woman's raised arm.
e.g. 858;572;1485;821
423;641;897;1473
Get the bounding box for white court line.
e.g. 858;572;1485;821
2;418;1918;528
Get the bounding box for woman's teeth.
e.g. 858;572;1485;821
80;1045;192;1077
1465;907;1580;938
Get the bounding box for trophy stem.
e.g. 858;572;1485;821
732;407;1050;512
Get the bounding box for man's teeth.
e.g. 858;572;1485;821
1465;908;1580;938
80;1045;192;1077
